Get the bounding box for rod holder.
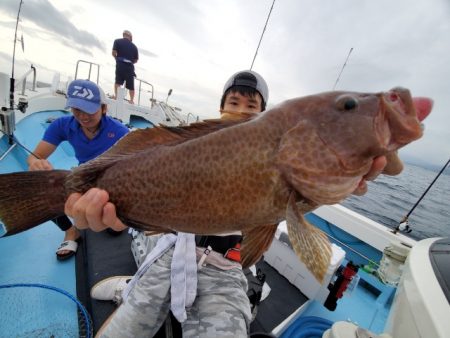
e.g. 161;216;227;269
0;107;16;136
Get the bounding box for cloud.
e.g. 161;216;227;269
140;49;158;58
0;0;105;51
0;18;15;30
1;0;449;167
107;0;205;44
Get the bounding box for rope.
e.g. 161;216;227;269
11;134;40;158
0;283;92;338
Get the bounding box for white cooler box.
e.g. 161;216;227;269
264;221;345;303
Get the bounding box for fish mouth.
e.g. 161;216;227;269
378;87;433;151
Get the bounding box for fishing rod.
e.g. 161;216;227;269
333;47;353;90
10;0;24;110
393;156;450;234
250;0;276;70
1;0;24;147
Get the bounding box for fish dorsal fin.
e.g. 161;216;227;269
97;116;253;160
219;111;258;121
67;117;253;192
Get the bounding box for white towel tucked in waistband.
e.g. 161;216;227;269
122;232;197;322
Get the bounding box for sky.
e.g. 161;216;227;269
0;0;449;167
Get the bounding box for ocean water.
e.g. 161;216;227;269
341;163;450;240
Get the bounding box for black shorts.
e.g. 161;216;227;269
52;215;72;231
115;62;135;90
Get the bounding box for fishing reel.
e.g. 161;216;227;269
17;97;28;113
392;218;412;234
398;220;412;234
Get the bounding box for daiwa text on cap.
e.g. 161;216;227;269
66;79;106;114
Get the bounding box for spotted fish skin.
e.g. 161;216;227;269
0;88;432;282
87;88;428;233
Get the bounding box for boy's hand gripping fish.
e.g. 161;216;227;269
0;87;433;282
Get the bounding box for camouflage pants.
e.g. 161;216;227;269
99;246;251;338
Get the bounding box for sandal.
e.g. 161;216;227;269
56;239;79;261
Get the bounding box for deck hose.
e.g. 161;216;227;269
280;316;333;338
0;283;92;338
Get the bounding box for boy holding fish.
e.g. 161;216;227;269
67;70;272;337
64;71;391;338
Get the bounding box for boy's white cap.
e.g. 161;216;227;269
223;70;268;105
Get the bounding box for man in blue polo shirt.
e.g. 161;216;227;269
112;30;139;104
27;79;129;260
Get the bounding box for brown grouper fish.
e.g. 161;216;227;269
0;87;432;282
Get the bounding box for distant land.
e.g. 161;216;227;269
404;156;450;174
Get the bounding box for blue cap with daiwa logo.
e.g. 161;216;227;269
66;79;106;114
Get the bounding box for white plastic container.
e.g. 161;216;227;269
264;221;345;302
377;240;411;286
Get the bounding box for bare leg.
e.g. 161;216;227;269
129;90;135;104
114;84;120;100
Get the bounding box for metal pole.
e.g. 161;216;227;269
10;0;24;109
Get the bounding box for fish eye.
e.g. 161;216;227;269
336;95;358;111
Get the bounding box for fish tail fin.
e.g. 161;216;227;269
0;170;69;236
286;194;332;283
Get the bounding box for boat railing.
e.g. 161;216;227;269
74;60;100;84
135;78;154;108
159;102;186;125
186;112;199;125
326;231;380;268
14;65;37;95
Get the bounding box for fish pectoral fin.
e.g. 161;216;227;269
241;224;278;268
286;193;332;283
382;151;404;176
